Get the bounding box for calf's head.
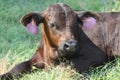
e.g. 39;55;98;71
20;3;99;57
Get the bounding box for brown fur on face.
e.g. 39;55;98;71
42;4;77;48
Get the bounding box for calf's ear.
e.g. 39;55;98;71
75;11;100;30
20;12;44;35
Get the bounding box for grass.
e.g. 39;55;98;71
20;66;84;80
0;0;120;80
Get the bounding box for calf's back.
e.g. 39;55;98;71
83;12;120;57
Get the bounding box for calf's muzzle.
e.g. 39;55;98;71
59;39;77;54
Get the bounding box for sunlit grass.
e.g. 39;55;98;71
0;59;7;75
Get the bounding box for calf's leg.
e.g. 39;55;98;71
0;60;32;80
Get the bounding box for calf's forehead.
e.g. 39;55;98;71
47;3;72;15
44;3;76;29
47;4;66;23
44;4;74;22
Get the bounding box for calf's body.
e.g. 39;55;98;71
81;12;120;57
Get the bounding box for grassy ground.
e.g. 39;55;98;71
0;0;120;80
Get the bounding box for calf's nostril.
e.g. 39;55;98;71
64;43;70;50
64;40;77;51
64;41;77;51
59;40;77;52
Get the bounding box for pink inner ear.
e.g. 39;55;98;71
26;19;38;35
82;17;96;30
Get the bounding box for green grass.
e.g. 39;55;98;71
0;0;120;80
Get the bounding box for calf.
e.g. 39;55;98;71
0;3;108;80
